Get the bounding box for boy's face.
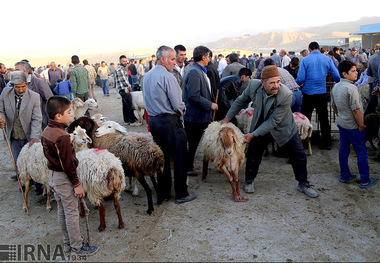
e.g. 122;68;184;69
344;66;358;82
55;105;73;125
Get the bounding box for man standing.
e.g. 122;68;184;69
217;54;227;78
296;42;340;150
184;46;218;176
239;54;248;67
98;61;110;96
270;49;282;67
333;47;341;63
0;63;7;94
115;55;140;126
280;49;291;68
171;45;188;89
142;45;196;204
48;62;64;93
83;59;97;100
127;59;138;90
70;55;90;102
284;57;300;79
0;71;42;183
220;65;318;198
221;53;245;78
297;49;308;62
365;43;380;116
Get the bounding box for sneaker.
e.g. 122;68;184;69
339;173;357;183
359;178;376;189
244;182;255;193
130;122;142;126
63;242;71;253
71;243;98;257
297;182;318;198
186;170;198;176
175;193;197;204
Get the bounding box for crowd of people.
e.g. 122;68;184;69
0;40;379;258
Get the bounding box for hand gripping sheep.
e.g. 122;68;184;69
200;122;248;202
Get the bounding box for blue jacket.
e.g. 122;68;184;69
54;80;72;95
296;50;340;95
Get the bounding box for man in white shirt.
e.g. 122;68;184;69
217;54;227;77
280;49;291;68
40;64;50;84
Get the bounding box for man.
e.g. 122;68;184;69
239;54;248;67
297;49;308;61
270;49;282;67
0;63;7;94
255;57;266;79
171;45;188;89
109;63;117;77
128;59;138;90
115;55;140;126
142;45;196;204
247;55;255;72
40;64;50;84
206;50;221;115
221;53;245;78
184;46;218;176
70;55;90;102
327;51;339;69
296;41;340;150
148;55;156;70
98;61;110;96
83;59;97;100
220;65;318;198
284;57;300;79
217;54;227;77
280;49;291;68
0;71;42;186
345;47;358;62
365;43;380;116
48;62;64;93
15;61;53;130
333;47;341;63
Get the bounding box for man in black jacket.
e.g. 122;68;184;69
0;63;7;94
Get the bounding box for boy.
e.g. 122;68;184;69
53;74;72;100
331;60;376;188
41;96;99;257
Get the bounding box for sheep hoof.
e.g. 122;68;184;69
47;207;52;212
98;226;106;232
118;223;125;229
146;209;154;215
23;207;27;212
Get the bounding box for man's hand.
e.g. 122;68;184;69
243;133;255;143
74;184;85;198
29;138;40;148
219;118;229;124
211;103;218;111
359;124;366;133
0;116;5;129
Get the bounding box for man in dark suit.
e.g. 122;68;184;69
0;63;7;94
184;46;218;176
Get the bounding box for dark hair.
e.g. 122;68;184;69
174;44;186;53
71;55;80;64
290;57;299;67
308;42;319;51
327;50;334;56
119;55;127;61
263;58;275;67
320;47;327;53
57;79;63;83
193;46;210;62
338;60;356;78
209;50;213;58
362;62;368;68
238;67;252;77
67;73;71;79
229;53;239;63
46;96;71;120
83;59;89;65
272;49;277;54
333;47;339;53
101;61;106;64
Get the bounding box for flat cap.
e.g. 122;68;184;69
261;65;280;79
10;71;27;85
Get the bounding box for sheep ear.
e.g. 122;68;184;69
103;117;109;122
115;123;128;134
86;134;92;144
69;133;75;142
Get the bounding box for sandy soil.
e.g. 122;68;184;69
0;85;379;262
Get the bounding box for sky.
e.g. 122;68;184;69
1;0;379;60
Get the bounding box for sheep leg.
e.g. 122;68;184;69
23;180;31;212
113;194;124;229
201;157;209;182
45;184;51;212
138;177;154;215
96;201;106;232
149;175;162;205
220;166;238;200
307;138;312;156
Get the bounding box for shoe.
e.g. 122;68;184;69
11;175;18;180
64;242;71;253
339;173;357;183
244;182;255;193
359;178;376;189
187;170;198;176
130;122;142;126
297;182;318;198
71;243;98;257
175;193;197;204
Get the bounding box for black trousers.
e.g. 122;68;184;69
301;93;331;147
120;91;137;123
184;121;209;171
245;132;308;184
149;114;189;199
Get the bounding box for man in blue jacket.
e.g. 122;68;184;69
183;46;218;176
296;41;340;150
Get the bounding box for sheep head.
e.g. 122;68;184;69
70;126;92;151
71;98;85;111
85;98;98;109
67;116;99;141
95;121;128;137
218;127;237;156
91;113;109;125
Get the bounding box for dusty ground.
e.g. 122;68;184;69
0;85;379;262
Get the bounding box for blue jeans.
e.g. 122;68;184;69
338;125;369;184
291;89;303;112
101;79;109;95
131;75;138;90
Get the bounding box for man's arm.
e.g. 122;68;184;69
71;70;77;95
30;95;42;145
167;78;186;116
353;108;365;132
329;59;341;83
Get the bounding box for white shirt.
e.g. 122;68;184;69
40;68;49;80
281;55;291;68
217;58;227;77
174;64;185;77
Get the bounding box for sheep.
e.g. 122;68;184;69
91;113;109;126
70;126;126;232
131;91;145;125
67;117;165;215
364;112;380;151
17;142;52;212
71;98;98;121
235;107;254;134
95;121;129;136
293;112;313;155
200;122;247;202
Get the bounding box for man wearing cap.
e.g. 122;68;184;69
220;65;318;198
0;71;42;180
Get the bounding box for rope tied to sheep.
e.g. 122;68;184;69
229;156;248;202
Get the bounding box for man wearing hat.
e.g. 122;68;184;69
0;71;42;180
220;65;318;198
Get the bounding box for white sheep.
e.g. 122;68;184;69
293;112;313;155
91;113;109;126
95;121;129;136
17;142;52;212
131;91;145;125
71;98;98;121
70;126;126;232
235;107;254;134
200;122;247;202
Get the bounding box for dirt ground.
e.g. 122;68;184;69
0;85;379;262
